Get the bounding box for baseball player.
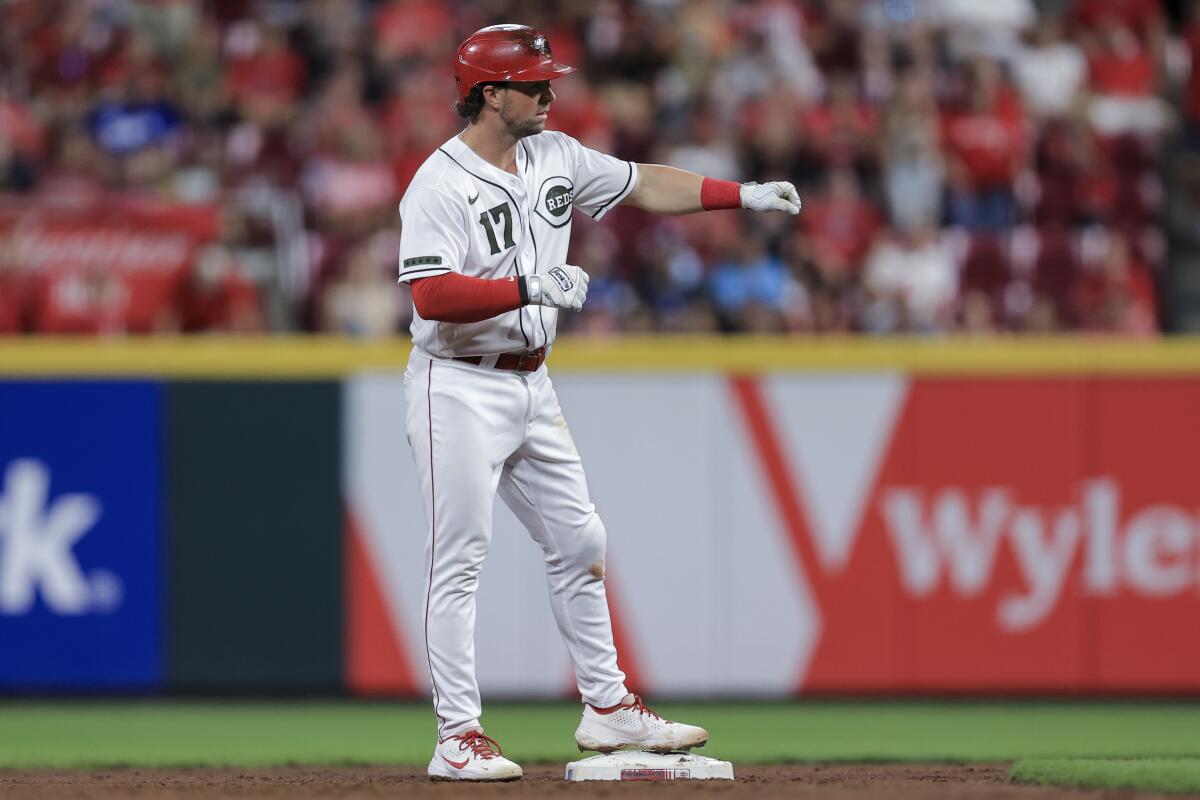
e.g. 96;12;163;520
399;24;801;781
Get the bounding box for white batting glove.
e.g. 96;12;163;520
526;264;590;311
740;181;802;215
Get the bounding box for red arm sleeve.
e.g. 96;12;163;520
410;272;526;323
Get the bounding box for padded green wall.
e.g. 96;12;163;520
166;382;343;691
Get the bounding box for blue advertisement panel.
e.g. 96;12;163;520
0;381;163;690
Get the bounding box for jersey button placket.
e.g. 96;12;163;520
512;181;542;350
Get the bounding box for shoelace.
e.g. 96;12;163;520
456;730;502;760
625;694;663;721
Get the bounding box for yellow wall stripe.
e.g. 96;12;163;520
0;335;1199;377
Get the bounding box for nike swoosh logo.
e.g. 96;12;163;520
468;193;479;205
443;755;470;769
628;720;652;738
600;716;652;739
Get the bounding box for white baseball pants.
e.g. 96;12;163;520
403;350;629;738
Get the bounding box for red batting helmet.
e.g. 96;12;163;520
453;24;576;102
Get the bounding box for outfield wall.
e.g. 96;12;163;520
1;337;1198;696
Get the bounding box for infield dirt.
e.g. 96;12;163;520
2;764;1196;799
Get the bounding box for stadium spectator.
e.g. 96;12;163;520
225;22;305;128
171;17;229;126
1085;19;1172;137
36;129;107;209
936;0;1036;62
941;57;1028;230
87;69;184;191
961;232;1011;305
807;0;863;80
797;167;881;283
750;0;824;102
799;73;881;183
1069;0;1167;51
1183;0;1200;150
164;243;264;334
881;67;944;231
663;104;741;181
0;255;26;333
373;0;454;65
1031;224;1082;328
1078;229;1158;334
0;87;44;192
300;121;397;237
0;128;36;193
1011;14;1087;121
960;288;1001;334
319;235;405;338
862;221;958;332
709;228;791;332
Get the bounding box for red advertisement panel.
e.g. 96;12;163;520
0;197;218;333
1090;379;1200;689
742;376;1200;693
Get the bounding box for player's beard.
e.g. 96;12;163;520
498;96;545;139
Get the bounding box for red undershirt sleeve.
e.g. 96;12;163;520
410;272;527;323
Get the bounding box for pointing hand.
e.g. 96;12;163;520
741;181;802;215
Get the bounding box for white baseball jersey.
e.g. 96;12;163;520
397;130;638;357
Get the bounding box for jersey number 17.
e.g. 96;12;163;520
478;202;516;255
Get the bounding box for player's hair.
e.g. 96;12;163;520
455;83;506;122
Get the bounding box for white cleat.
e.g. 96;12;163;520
426;730;523;781
574;694;709;754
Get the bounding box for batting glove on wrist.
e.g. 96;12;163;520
526;265;590;311
740;181;802;215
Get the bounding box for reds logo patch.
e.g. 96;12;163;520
535;177;575;228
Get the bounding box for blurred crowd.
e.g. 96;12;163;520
1;0;1199;336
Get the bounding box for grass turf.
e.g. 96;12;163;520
0;700;1196;770
1012;757;1200;795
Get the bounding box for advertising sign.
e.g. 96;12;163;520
0;197;218;333
346;371;1200;696
739;376;1200;693
0;381;163;690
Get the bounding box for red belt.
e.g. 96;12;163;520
454;346;546;372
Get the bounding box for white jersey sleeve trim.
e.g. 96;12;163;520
589;160;637;221
553;130;639;222
396;265;453;284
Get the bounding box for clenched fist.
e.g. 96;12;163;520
526;264;590;311
741;181;802;215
